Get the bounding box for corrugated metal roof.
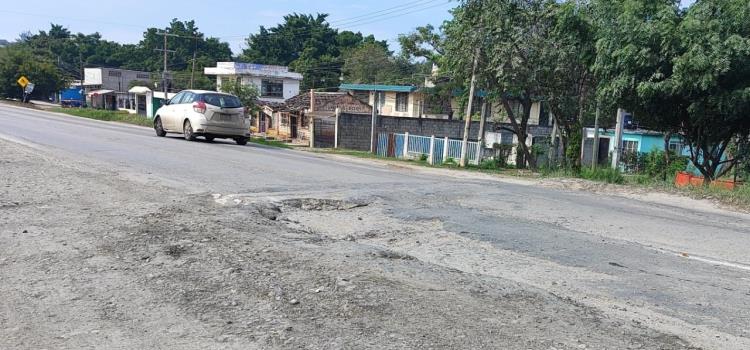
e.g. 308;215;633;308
339;84;417;93
128;86;151;94
86;89;115;95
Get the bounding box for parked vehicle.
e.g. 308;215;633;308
153;90;250;145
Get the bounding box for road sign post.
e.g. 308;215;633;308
17;76;31;103
17;76;29;88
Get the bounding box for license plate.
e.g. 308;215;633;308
219;114;233;121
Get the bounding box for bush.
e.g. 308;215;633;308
643;149;666;177
419;154;428;162
640;149;689;180
667;156;689;178
492;143;513;168
579;167;625;184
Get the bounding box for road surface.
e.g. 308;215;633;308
1;103;748;349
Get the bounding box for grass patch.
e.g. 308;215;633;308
679;184;750;209
249;137;291;149
579;167;625;184
52;107;154;127
311;148;382;159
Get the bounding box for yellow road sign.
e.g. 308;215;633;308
17;76;29;88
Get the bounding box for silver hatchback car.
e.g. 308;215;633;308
153;90;250;145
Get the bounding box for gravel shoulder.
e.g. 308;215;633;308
0;140;700;349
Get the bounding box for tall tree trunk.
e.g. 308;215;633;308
501;98;536;171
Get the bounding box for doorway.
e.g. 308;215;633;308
290;116;298;139
598;138;610;165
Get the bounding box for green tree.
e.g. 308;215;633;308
538;1;597;169
398;24;445;64
17;21;232;91
241;14;393;90
444;0;560;170
219;79;259;112
342;42;420;84
0;46;66;99
593;0;750;182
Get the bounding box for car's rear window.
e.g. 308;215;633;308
200;94;242;108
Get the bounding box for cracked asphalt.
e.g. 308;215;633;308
1;103;749;349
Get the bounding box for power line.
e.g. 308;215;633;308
0;1;452;43
220;1;451;40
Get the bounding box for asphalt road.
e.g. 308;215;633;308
2;103;749;349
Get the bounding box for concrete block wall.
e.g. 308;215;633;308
335;113;553;151
337;113;372;151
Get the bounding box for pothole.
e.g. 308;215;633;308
280;198;369;211
371;248;417;261
164;244;189;259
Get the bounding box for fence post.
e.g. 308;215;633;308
474;141;481;165
403;132;410;158
443;137;449;164
428;135;436;165
334;108;340;149
309;116;315;148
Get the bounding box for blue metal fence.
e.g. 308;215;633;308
377;133;388;157
407;135;432;157
433;137;445;165
376;132;479;165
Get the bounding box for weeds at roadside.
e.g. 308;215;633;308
51;108;154;127
579;167;625;184
249;137;291;149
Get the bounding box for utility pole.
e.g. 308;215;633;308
476;100;488;163
370;91;379;153
189;36;200;89
591;100;601;169
79;51;85;107
611;108;625;170
155;31;178;96
460;47;480;167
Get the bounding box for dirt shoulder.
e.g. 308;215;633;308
0;140;698;349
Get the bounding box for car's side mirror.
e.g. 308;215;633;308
164;99;170;105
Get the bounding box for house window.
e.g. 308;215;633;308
281;114;289;126
395;92;408;112
376;91;386;111
261;79;284;98
623;140;639;153
668;141;683;154
538;102;550;126
621;140;641;173
108;70;122;77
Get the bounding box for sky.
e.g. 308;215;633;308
0;0;456;54
0;0;696;55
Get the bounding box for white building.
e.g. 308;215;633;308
83;67;153;111
204;62;303;103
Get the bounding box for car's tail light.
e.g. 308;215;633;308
193;101;206;114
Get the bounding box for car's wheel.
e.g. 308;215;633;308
235;136;248;145
204;136;215;142
183;120;196;141
154;117;166;137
